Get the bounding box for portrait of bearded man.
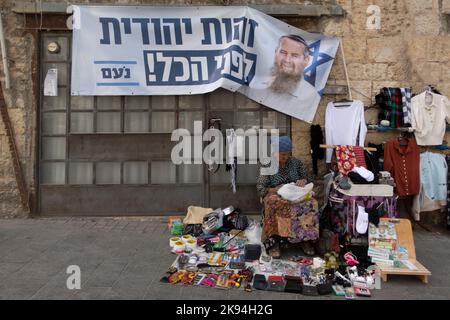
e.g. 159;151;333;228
269;35;311;95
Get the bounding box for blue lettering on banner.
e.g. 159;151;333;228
143;45;257;86
95;60;138;86
99;17;193;45
98;16;257;48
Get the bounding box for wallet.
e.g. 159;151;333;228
252;274;268;291
267;275;286;292
317;282;333;295
284;278;303;294
301;284;319;296
245;244;262;262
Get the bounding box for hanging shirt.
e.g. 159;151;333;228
325;100;367;163
411;92;450;146
375;88;405;128
384;137;420;196
420;152;448;202
400;87;412;125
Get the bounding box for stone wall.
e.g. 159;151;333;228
0;0;449;218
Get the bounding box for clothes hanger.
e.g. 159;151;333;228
398;131;410;147
334;97;354;107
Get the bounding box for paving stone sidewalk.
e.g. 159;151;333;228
0;217;449;300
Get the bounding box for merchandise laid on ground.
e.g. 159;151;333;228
161;208;428;298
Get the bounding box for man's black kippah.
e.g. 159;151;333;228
281;34;311;54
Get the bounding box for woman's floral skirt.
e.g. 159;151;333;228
262;193;319;243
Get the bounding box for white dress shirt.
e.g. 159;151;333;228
411;92;450;146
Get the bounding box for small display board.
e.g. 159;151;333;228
378;218;431;284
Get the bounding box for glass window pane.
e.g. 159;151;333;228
180;164;202;183
236;111;260;130
42;137;66;160
236;93;259;109
43;36;69;61
277;113;290;135
70;112;94;133
43;63;67;86
125;96;149;110
97;112;121;133
42;112;66;135
208;111;234;133
151;112;175;132
210;166;230;184
263;111;277;129
43;87;67;110
96;162;121;184
179;95;203;109
125;112;149;133
69;162;93;184
237;164;259;184
97;96;121;110
151;161;176;184
152;96;176;110
209;88;233;109
124;162;148;184
71;96;94;110
41;162;65;185
179;111;203;132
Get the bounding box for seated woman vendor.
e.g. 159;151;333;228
256;136;319;258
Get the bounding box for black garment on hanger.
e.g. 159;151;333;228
310;124;324;176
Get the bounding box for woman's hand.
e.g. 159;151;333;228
295;179;307;187
268;187;279;194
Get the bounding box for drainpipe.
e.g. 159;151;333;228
0;11;11;89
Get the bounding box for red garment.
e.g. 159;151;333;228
384;137;420;196
335;145;357;176
353;146;367;168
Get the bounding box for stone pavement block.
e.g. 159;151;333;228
0;276;50;293
0;247;42;263
83;261;129;288
29;274;77;300
227;289;256;300
12;262;65;279
144;282;182;300
72;287;114;300
178;285;229;300
0;262;26;277
0;287;41;300
111;276;153;300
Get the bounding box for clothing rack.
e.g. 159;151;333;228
319;144;377;152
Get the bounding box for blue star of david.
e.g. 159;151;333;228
303;40;334;95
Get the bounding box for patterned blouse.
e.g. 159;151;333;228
256;156;313;198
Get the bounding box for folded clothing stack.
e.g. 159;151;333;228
348;166;375;185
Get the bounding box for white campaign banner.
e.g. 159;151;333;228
71;5;339;123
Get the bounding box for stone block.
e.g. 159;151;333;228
414;62;442;83
406;36;428;62
350;80;372;106
442;67;450;81
408;0;438;12
387;62;410;81
443;0;450;13
367;37;404;62
427;37;450;62
342;37;367;63
414;13;442;36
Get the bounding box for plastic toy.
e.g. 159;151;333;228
324;252;340;270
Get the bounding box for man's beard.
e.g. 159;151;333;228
269;64;303;95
